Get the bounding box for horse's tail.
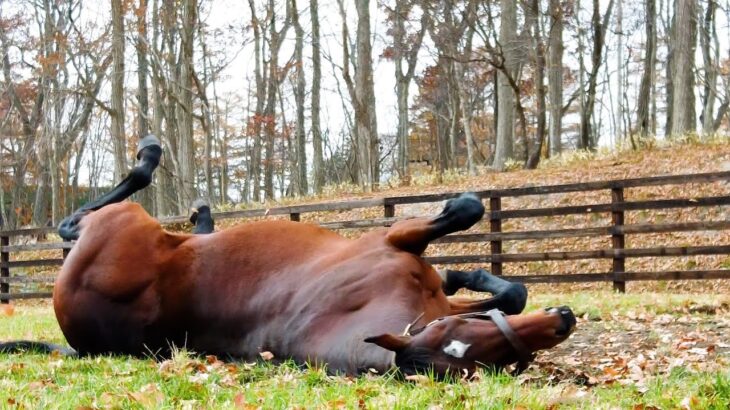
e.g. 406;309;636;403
0;340;77;356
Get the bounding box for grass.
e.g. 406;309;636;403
2;292;730;409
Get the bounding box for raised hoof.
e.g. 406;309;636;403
136;134;161;160
190;199;214;234
440;193;485;231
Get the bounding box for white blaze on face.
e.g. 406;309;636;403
443;339;471;358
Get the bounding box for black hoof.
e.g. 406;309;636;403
137;134;161;160
190;199;214;234
496;283;528;315
439;193;485;231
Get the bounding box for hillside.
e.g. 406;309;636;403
237;139;730;295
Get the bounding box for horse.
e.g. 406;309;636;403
1;135;576;377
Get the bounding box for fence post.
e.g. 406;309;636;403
383;203;395;218
1;235;9;304
611;187;626;293
489;197;503;276
290;213;301;222
62;240;71;259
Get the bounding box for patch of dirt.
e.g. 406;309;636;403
525;311;730;387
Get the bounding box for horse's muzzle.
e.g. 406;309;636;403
548;306;576;336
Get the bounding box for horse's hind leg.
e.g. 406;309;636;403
386;193;484;255
444;268;527;315
58;135;162;240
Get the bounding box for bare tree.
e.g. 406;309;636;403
111;0;128;182
292;0;307;196
578;0;615;150
493;0;518;170
337;0;379;191
636;0;656;140
670;0;697;137
386;0;428;182
699;0;718;135
310;0;325;193
134;0;155;212
548;0;564;156
262;0;291;200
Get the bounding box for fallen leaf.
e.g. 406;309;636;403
233;393;259;409
680;395;700;410
128;383;164;407
405;374;431;384
0;304;14;316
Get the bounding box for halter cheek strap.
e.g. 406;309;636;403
484;309;535;372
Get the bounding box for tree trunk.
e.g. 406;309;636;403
292;0;307;196
111;0;128;182
310;0;325;193
176;0;197;208
670;0;697;137
135;0;155;213
636;0;656;139
494;0;517;170
248;0;265;202
700;0;718;135
526;0;547;169
548;0;563;156
393;2;428;183
578;0;615;150
355;0;379;190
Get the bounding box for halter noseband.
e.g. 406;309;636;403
405;309;535;373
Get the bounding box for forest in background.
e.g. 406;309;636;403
1;0;729;229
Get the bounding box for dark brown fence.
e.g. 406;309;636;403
2;171;729;302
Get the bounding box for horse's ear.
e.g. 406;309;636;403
364;334;411;352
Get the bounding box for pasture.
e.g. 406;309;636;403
2;291;729;409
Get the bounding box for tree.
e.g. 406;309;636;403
292;0;307;196
134;0;155;212
337;0;379;191
493;0;518;170
636;0;656;140
525;0;547;169
699;0;718;135
669;0;697;137
111;0;128;182
548;0;564;156
385;0;428;182
310;0;325;193
578;0;615;150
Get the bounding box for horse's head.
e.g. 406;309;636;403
365;306;576;377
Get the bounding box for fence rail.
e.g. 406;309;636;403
2;171;729;301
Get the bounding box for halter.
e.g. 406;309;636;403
403;309;535;373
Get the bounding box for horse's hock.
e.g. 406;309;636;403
2;171;730;302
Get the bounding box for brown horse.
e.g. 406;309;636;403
2;136;576;377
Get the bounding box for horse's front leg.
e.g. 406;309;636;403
442;268;528;315
58;134;162;240
385;193;484;255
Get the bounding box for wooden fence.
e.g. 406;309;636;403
2;171;730;302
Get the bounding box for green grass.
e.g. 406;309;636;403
2;292;729;409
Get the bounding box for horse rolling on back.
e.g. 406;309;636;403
2;135;576;377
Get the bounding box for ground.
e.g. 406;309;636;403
2;291;729;409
